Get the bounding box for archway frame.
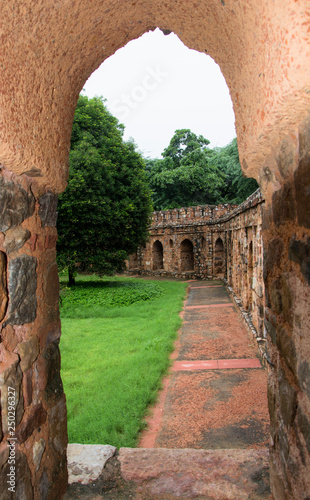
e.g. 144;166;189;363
0;2;309;499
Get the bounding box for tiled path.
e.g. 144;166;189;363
139;280;269;450
65;280;271;499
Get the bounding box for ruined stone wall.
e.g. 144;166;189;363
0;168;67;499
128;192;264;336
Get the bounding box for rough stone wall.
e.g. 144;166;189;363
0;167;67;499
262;116;310;499
0;1;308;498
128;192;264;341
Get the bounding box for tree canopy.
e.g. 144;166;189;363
57;95;152;285
146;131;259;210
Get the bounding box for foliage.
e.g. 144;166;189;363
57;95;153;285
60;274;188;447
146;132;258;210
211;138;259;204
146;129;224;210
59;274;163;315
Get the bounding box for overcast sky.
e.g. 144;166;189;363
82;28;236;159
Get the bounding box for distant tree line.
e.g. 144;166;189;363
145;129;258;210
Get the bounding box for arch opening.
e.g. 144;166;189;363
152;240;164;270
214;237;225;275
180;239;194;272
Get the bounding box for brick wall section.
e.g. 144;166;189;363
128;190;265;340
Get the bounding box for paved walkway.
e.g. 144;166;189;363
65;280;271;499
139;280;269;450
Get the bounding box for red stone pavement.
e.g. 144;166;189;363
65;280;271;499
139;280;269;450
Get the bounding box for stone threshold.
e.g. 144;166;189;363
172;358;262;371
66;445;271;499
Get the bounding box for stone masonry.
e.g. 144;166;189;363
128;189;265;339
0;1;309;498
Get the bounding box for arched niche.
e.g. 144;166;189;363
214;237;225;275
180;239;194;272
152;240;164;270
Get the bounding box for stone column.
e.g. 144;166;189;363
0;168;68;499
263;115;310;499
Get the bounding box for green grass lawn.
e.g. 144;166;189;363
59;274;187;448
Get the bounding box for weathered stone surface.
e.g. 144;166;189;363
44;262;60;307
0;177;35;232
42;339;64;402
49;397;68;454
38;192;58;227
7;255;37;325
119;448;270;499
298;361;310;401
15;335;39;372
297;406;310;455
295;154;310;230
67;444;116;484
22;367;33;408
0;250;8;322
263;237;284;281
15;403;47;444
33;438;46;471
3;226;31;254
278;368;297;428
0;347;24;434
0;446;34;500
289;235;310;285
276;136;296;180
276;325;297;376
272;182;296;227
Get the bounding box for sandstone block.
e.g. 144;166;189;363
3;226;31;254
15;335;39;372
49;397;68;454
42;339;64;402
0;250;8;322
7;255;37;325
33;438;46;471
44;262;59;307
0;347;24;434
15;403;47;444
279;368;297;428
67;444;116;484
0;446;33;500
38;192;58;227
289;235;310;285
0;177;35;232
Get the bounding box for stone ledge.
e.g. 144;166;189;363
119;447;270;499
67;444;116;485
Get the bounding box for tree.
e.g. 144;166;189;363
57;95;152;285
212;138;259;204
146;129;224;210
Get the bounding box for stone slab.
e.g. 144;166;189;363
154;369;269;450
119;447;271;499
67;444;116;485
186;285;232;306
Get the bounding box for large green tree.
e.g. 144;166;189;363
146;129;224;210
57;95;152;285
146;132;259;210
212;138;259;204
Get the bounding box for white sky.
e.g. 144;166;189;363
82;28;236;159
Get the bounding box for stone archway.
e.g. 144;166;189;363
180;239;194;272
214;237;225;275
152;240;164;270
0;1;309;498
